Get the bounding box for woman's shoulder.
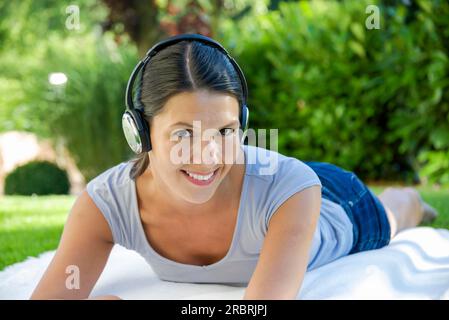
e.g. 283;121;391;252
84;160;136;248
86;161;134;190
85;160;135;207
244;145;321;185
243;145;322;233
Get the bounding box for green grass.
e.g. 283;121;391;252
0;185;448;271
0;195;76;271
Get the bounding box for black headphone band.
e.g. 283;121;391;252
125;33;248;112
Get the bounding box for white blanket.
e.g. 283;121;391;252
1;227;448;300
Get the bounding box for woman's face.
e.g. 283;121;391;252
147;90;242;205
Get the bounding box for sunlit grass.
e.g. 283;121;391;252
0;195;76;271
0;184;448;271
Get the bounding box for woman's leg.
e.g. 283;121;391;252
377;187;425;239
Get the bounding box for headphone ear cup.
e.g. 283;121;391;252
122;109;152;154
136;109;152;152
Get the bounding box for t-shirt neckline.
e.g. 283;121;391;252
130;145;249;270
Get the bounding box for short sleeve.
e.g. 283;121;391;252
264;158;322;231
86;178;127;247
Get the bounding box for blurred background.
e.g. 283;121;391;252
0;0;448;269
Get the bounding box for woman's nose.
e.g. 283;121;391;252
203;138;222;165
191;136;222;165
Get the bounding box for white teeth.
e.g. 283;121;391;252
185;170;215;181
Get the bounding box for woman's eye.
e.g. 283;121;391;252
220;128;235;136
174;130;192;138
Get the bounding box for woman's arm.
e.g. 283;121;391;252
30;190;117;300
243;185;321;300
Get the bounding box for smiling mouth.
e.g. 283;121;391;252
180;168;220;186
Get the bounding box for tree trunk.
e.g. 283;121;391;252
101;0;165;58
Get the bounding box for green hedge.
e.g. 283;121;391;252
220;0;449;185
14;0;448;186
5;161;70;195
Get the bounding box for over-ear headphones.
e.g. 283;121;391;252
122;33;250;154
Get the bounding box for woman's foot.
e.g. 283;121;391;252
420;202;439;223
403;187;439;223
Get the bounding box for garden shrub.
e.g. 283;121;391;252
5;160;70;195
220;0;449;184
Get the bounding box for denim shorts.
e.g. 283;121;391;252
303;161;391;254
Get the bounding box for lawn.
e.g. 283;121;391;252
0;195;75;271
0;185;448;271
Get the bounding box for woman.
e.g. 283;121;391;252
30;34;437;300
